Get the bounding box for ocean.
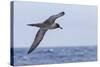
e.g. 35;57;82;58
13;46;97;66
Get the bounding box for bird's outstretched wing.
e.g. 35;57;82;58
28;29;47;54
44;12;65;24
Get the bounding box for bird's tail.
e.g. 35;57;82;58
27;24;36;26
27;23;42;28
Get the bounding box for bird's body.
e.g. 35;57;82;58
27;12;65;54
28;23;59;29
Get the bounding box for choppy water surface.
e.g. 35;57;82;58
13;46;97;66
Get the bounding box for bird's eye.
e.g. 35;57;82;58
57;24;59;27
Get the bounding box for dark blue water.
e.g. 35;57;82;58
13;46;97;66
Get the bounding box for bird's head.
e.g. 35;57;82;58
56;23;63;29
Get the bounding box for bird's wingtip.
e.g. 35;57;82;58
27;48;33;54
27;51;31;54
61;11;65;15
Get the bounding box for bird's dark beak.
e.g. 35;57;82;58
59;27;63;29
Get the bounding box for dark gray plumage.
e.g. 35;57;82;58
27;12;65;54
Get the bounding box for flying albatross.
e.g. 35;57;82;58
27;12;65;54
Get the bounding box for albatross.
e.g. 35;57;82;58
27;12;65;54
